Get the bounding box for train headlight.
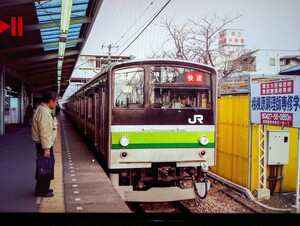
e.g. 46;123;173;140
199;135;209;145
119;136;130;147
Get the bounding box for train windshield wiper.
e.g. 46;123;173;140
163;100;175;111
188;105;198;112
163;100;198;112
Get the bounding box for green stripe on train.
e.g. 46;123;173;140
111;131;215;149
112;142;214;149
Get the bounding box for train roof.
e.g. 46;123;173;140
65;58;217;102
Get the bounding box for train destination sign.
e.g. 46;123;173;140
250;78;300;128
185;71;205;84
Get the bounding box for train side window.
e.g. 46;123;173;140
75;100;79;113
80;98;85;117
113;67;144;109
87;94;93;121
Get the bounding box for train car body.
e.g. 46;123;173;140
63;59;217;202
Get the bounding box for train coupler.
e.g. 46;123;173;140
157;166;176;181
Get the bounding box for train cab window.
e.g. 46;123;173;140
113;67;144;109
150;65;212;109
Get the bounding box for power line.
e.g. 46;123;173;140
117;0;171;56
114;12;157;54
72;1;171;73
114;0;156;45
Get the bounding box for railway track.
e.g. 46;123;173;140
127;201;192;213
181;182;260;213
126;181;271;213
218;189;259;213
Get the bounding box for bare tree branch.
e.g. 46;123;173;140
153;12;245;77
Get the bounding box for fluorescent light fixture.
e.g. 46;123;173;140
58;42;66;57
58;0;73;94
60;0;73;32
57;68;62;91
57;59;63;69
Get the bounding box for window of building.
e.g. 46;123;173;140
269;58;276;66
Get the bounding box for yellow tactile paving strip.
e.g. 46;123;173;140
39;115;65;213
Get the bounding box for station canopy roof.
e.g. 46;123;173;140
0;0;103;98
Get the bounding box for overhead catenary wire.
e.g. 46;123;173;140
75;1;161;72
114;0;156;45
70;1;172;76
117;0;171;56
114;12;157;54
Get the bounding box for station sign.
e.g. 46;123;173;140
251;78;300;128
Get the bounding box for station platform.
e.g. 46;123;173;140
0;111;132;214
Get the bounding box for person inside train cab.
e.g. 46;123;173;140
31;91;59;197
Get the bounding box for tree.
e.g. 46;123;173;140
154;12;244;77
152;18;195;60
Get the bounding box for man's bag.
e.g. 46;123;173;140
36;156;55;180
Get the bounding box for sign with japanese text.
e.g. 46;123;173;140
219;29;245;47
185;71;205;84
251;78;300;128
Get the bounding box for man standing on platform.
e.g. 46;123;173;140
24;101;34;126
31;91;59;197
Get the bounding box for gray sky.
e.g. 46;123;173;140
81;0;300;58
62;0;300;102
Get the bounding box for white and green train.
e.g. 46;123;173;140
63;59;217;202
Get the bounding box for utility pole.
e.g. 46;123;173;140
102;43;119;63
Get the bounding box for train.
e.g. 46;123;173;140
62;59;217;202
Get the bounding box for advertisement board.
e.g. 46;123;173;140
218;29;245;47
251;78;300;128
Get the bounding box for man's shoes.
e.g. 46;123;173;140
35;191;54;197
48;188;53;193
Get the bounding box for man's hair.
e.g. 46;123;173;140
42;91;59;103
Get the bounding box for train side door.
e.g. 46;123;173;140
94;90;99;151
98;86;106;157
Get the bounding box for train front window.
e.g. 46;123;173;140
150;65;212;109
114;67;144;109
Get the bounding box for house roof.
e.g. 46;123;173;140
280;55;300;60
279;64;300;75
